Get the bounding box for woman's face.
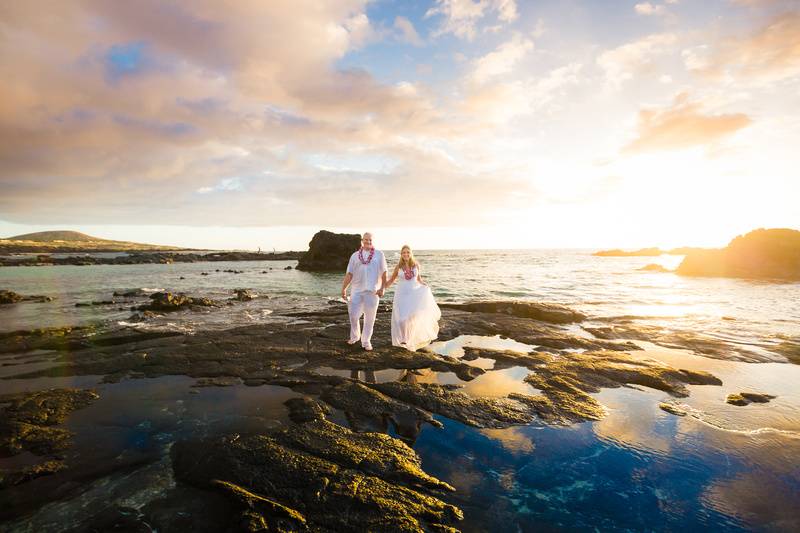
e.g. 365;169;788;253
401;249;410;261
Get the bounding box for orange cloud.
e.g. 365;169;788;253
623;93;752;153
693;11;800;84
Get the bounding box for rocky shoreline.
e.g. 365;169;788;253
0;250;303;267
0;296;749;530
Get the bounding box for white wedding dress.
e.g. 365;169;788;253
391;266;441;351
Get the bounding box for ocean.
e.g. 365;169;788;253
1;250;799;531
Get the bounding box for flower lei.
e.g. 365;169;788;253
402;265;415;280
358;247;375;265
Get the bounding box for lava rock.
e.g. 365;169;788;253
295;230;361;272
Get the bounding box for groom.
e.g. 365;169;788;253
341;232;388;351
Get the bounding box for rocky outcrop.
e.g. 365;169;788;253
639;263;671;272
594;247;664;257
676;228;800;281
463;347;720;425
439;300;586;324
231;288;255;301
0;388;99;457
296;230;361;272
171;413;462;531
726;392;776;406
594;247;709;257
138;291;217;312
0;290;52;304
0;250;303;267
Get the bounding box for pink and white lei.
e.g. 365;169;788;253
358;247;375;265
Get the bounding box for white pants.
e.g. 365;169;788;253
349;290;379;346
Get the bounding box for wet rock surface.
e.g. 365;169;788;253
295;230;360;272
138;291;217;312
439;300;586;324
231;288;255;301
0;388;99;457
462;346;721;424
0;290;52;304
726;392;777;406
0;298;734;528
582;323;768;362
0;250;303;267
172;412;462;532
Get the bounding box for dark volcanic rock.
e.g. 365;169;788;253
639;263;671;272
0;290;23;304
659;401;688;416
296;230;361;272
461;347;721;424
0;290;52;304
439;310;638;353
439;300;586;324
284;397;331;424
0;460;66;489
368;381;535;429
139;291;217;312
726;392;777;406
594;247;665;257
171;419;462;532
0;388;99;457
0;250;303;268
231;288;255;301
582;323;768;362
676;228;800;281
320;380;443;439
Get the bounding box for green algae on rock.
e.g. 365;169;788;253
367;381;535;429
452;347;722;424
0;460;65;489
171;419;462;532
0;388;99;457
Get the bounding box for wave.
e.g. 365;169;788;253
660;400;800;439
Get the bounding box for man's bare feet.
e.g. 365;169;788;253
347;339;359;345
363;343;373;351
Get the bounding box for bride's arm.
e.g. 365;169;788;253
417;264;427;286
386;265;399;288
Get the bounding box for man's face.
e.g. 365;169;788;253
362;234;373;249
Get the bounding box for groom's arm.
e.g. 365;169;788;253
341;272;353;300
342;255;355;299
376;253;388;296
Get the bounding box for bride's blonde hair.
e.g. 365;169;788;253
393;244;418;276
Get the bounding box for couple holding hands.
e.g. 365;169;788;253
341;232;440;351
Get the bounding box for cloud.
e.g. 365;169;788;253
461;62;582;124
470;33;534;84
425;0;519;40
597;33;677;87
623;93;752;153
635;3;666;15
691;11;800;84
393;16;424;46
3;1;531;226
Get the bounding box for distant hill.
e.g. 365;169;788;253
593;246;710;257
0;230;189;253
8;230;104;242
676;228;800;281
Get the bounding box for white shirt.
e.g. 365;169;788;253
347;248;388;293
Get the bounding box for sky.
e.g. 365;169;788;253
1;0;798;251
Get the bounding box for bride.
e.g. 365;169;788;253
385;245;441;351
